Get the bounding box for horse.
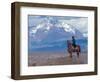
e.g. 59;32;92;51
67;40;81;58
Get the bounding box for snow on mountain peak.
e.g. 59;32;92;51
31;21;52;34
61;22;75;34
30;18;77;35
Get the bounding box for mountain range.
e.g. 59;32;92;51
28;17;87;52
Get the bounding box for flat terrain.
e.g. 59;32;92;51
28;52;88;66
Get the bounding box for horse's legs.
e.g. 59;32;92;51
76;46;80;58
69;52;72;58
76;52;80;64
77;52;79;58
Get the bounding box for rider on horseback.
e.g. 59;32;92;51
67;36;81;58
72;36;76;48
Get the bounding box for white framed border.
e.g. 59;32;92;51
20;6;95;75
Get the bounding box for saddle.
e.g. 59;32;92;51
72;46;79;52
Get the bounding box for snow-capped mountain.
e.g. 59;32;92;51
29;17;84;43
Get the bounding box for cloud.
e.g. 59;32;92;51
28;16;46;27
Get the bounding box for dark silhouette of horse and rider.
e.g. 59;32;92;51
67;36;81;58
